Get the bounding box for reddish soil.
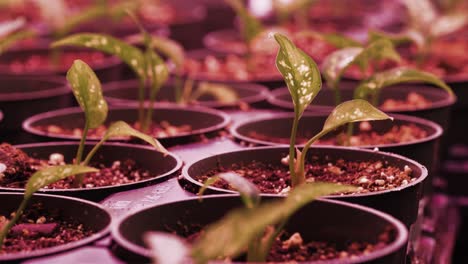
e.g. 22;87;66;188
0;202;94;254
380;92;433;111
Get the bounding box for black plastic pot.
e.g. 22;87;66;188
267;83;456;132
111;195;408;263
0;75;72;144
181;146;427;229
0;45;122;83
229;112;441;193
0;142;182;201
22;106;230;146
0;192;111;262
184;49;285;89
103;79;270;109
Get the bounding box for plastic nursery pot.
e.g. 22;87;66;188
0;192;111;262
181;146;428;229
0;142;182;201
268;83;456;132
0;44;122;83
184;49;285;89
103;79;270;109
0;75;72;144
230;112;441;194
22;106;230;146
111;195;408;263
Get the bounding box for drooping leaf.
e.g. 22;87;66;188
431;14;468;37
322;47;363;89
52;33;146;80
354;67;454;100
191;182;356;264
198;172;260;209
274;33;322;117
145;232;190;264
351;38;401;72
25;165;98;198
0;29;36;54
296;31;362;49
67;60;108;129
150;36;185;71
322;99;392;133
190;82;239;104
225;0;263;44
0;17;26;38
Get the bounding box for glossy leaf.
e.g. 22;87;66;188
354;67;454;99
322;47;362;89
25;165;98;198
0;29;36;54
368;30;413;46
431;14;468;37
225;0;263;44
191;182;356;264
322;99;392;132
0;17;26;37
191;82;239;104
274;33;321;117
67;60;108;129
351;38;401;72
198;172;260;209
145;232;190;264
297;31;362;49
52;33;146;80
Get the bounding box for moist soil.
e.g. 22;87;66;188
0;143;154;189
0;202;94;254
36;121;192;139
174;224;395;262
6;51;112;74
194;156;415;194
247;123;428;146
380;92;433;111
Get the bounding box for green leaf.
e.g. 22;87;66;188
146;48;169;91
25;165;98;198
67;59;108;129
368;30;413;46
0;29;36;54
149;36;185;71
191;182;356;264
352;38;401;72
55;5;108;37
145;232;190;264
225;0;263;44
296;31;362;49
354;67;454;100
274;33;322;117
190;82;239;104
322;47;363;89
52;33;146;80
322;99;392;132
198;172;260;209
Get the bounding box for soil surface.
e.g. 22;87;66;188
247;123;428;146
176;224;395;262
0;202;94;254
196;156;415;194
36;121;192;139
380;92;433;111
0;143;155;189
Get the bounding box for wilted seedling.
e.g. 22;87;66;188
0;164;98;249
66;60;167;187
274;33;392;186
145;182;356;264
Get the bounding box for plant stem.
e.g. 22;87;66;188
289;113;299;187
345;123;354;146
143;82;161;131
72;119;89;187
332;82;341;105
298;129;330;182
174;73;183;104
0;198;29;248
138;78;146;132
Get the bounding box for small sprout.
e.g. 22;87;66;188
225;0;263;47
144;232;190;264
189;82;239;104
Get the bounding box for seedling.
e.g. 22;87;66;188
145;182;356;264
67;59;167;187
274;33;392;186
0;17;36;54
272;0;317;29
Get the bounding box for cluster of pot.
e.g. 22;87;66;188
0;0;466;263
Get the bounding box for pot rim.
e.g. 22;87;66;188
268;86;457;113
102;79;270;108
181;145;428;198
203;29;245;55
0;75;69;102
0;192;112;262
0;141;182;194
22;105;231;141
111;194;408;263
229;112;443;149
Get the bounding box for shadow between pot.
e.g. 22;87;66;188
111;195;408;263
180;146;427;230
22;106;231;147
0;142;182;201
0;192;111;263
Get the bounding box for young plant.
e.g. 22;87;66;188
272;0;317;29
145;182;356;264
0;164;98;249
67;59;167;187
0;17;36;54
274;33;392;186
